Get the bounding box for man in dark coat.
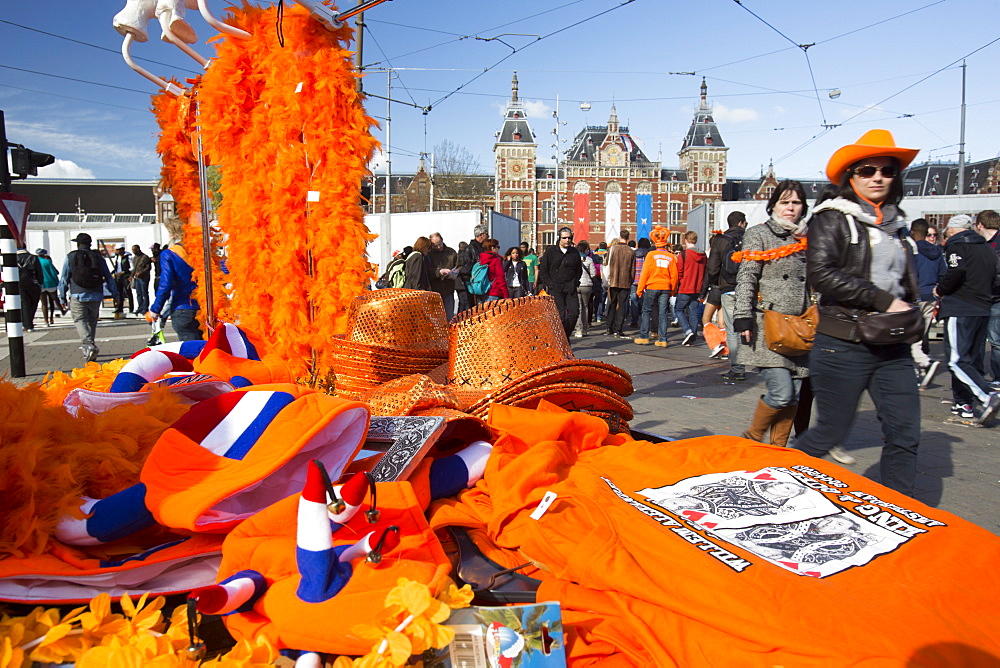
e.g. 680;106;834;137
937;214;1000;423
538;226;583;338
427;232;459;319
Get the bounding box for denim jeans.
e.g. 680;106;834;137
674;293;702;336
719;291;744;373
988;301;1000;380
575;286;592;336
134;277;150;314
70;297;101;350
759;367;802;409
795;333;920;496
639;290;670;342
171;308;204;341
627;284;640;325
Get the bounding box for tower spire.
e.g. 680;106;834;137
511;71;519;104
700;77;708;108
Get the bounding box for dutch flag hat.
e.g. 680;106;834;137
141;384;370;533
194;322;292;388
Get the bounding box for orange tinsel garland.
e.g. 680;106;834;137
731;238;807;263
194;2;378;380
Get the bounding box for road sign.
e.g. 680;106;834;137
0;193;30;247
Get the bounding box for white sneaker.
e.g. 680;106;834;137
709;343;726;358
977;392;1000;424
682;332;696;346
829;446;856;465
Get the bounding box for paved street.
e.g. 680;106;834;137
3;309;998;535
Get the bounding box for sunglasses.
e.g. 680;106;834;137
852;165;897;179
926;232;938;237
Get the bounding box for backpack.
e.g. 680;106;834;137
720;231;743;285
69;249;105;289
375;256;406;289
466;261;492;296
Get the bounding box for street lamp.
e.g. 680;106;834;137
551;96;567;238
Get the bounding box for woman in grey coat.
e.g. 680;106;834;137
733;181;811;446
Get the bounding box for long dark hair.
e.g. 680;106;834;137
817;157;905;207
766;180;809;218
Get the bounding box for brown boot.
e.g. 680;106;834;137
768;405;798;447
742;398;781;442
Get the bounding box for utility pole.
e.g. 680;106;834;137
0;110;26;377
379;69;392;270
354;0;365;95
958;60;967;196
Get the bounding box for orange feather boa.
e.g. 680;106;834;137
153;2;378;380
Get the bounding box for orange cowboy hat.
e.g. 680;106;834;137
331;289;450;399
825;129;919;184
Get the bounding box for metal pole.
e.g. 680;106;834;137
958;60;967;196
379;69;391;271
353;0;364;95
195;111;215;336
0;111;25;377
428;152;434;212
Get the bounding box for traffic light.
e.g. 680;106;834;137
10;147;55;178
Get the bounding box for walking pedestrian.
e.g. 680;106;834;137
130;245;152;316
937;214;1000;423
675;231;707;346
905;218;945;386
35;249;62;326
605;231;635;338
634;227;678;347
110;243;132;318
428;233;458;318
794;129;923;496
733;180;812;447
707;212;748;381
574;241;596;338
504;246;530;299
58;233;118;362
16;248;43;331
537;226;582;337
148;233;203;341
973;210;1000;386
479;238;509;302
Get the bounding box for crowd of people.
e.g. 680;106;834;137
6;231;203;362
391;224;709;342
382;129;1000;500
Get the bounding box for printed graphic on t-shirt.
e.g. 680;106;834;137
611;465;947;578
714;511;907;578
637;467;840;530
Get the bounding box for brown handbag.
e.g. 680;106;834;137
763;304;819;357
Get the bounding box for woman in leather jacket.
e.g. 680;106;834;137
794;130;922;497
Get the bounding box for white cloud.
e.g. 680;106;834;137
712;104;759;123
5;121;155;166
369;149;387;172
521;99;552;119
37;159;96;179
774;106;786;114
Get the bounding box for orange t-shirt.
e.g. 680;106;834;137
429;404;1000;667
636;248;678;295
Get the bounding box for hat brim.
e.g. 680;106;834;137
826;143;919;184
456;360;633;412
472;383;634;421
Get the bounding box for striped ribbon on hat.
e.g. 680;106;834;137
110;349;198;393
168;390;296;461
130;339;207;360
199;322;261;362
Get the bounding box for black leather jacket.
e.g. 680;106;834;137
806;198;918;340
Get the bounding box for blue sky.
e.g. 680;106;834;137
1;0;998;183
